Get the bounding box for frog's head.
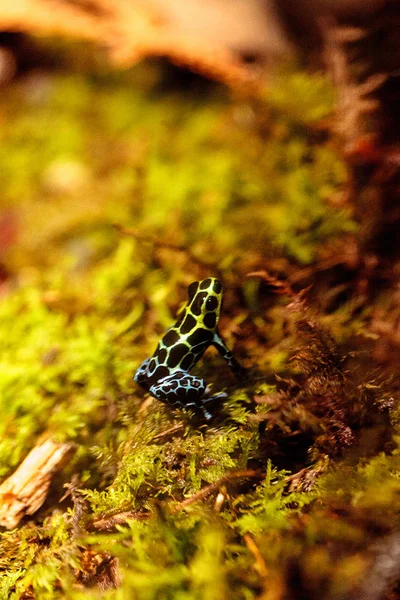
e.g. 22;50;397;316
184;277;223;332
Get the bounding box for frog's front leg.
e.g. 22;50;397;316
213;333;247;380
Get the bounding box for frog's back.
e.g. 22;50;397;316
159;318;213;368
145;278;223;381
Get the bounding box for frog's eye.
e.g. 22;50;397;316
206;296;218;311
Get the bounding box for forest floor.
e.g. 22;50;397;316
0;44;399;600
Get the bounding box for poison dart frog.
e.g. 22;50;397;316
134;277;246;418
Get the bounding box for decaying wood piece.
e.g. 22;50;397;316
0;0;271;88
0;438;75;529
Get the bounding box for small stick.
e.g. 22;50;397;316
90;469;263;531
91;510;150;531
174;469;263;511
243;533;269;578
153;423;184;441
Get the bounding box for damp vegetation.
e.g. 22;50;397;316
0;45;399;600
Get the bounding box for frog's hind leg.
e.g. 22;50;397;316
149;371;219;418
149;370;205;406
150;371;228;420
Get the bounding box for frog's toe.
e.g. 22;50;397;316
198;391;227;420
202;407;213;420
204;386;228;399
203;391;228;406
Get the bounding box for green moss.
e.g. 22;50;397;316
0;56;396;600
0;66;354;272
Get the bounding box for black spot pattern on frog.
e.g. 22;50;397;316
163;329;180;347
152;371;206;407
180;353;195;371
168;343;190;368
187;328;213;346
148;358;157;374
200;278;212;290
187;281;199;301
180;313;197;334
213;279;222;294
203;312;217;330
157;347;167;363
146;364;169;387
190;292;207;316
205;296;218;311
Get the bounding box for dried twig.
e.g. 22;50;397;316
246;270;312;306
246;270;295;297
91;510;150;531
90;468;263;531
285;458;329;492
173;468;263;511
153;423;185;441
243;533;269;578
115;224;188;252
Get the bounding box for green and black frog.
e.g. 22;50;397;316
134;277;246;418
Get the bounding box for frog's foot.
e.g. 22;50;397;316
199;389;228;419
201;407;213;420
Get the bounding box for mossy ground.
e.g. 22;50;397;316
0;51;398;599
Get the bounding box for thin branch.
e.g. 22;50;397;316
243;533;269;578
173;469;263;511
90;510;150;531
90;469;263;531
246;270;295;297
153;423;185;441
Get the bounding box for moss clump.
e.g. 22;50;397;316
0;66;353;274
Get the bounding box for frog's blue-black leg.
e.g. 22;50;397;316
150;371;223;420
150;370;205;406
212;333;247;380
